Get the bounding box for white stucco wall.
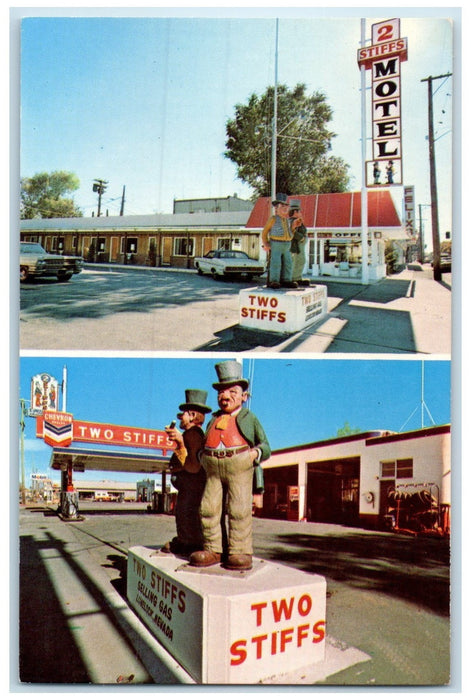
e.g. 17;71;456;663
360;429;451;516
262;428;451;522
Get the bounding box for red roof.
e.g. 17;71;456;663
245;191;402;229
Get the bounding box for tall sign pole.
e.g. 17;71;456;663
62;365;67;412
360;19;368;284
358;18;408;281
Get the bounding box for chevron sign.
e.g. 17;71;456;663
43;411;73;447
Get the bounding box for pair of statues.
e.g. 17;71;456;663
162;360;270;571
262;193;311;289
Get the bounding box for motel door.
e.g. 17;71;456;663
203;236;213;255
162;237;172;265
110;236;119;263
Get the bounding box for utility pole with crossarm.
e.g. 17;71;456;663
421;72;452;282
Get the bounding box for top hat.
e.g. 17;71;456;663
289;198;301;210
212;361;249;391
272;193;289;206
179;388;212;414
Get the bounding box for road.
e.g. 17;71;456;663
18;503;452;686
18;264;452;353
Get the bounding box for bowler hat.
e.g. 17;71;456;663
289;198;301;210
212;360;249;391
179;388;212;414
272;193;288;206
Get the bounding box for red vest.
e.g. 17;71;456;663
205;413;248;448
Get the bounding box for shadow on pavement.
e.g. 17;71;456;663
323;307;416;353
19;534;92;683
254;531;450;617
194;324;285;351
20;269;249;321
18;528;155;684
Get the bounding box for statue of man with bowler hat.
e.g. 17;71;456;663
189;360;270;571
261;193;298;290
162;389;212;556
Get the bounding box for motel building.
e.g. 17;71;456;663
20;189;411;282
257;424;450;534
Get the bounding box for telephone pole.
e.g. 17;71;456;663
92;179;108;217
421;72;452;282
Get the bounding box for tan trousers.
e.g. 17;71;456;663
200;450;254;555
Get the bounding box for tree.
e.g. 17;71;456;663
335;422;362;438
20;170;83;219
225;83;351;198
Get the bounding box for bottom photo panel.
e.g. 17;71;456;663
18;355;452;687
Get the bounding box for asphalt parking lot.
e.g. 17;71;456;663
16;503;454;688
18;264;452;354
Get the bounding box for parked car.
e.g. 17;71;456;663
194;249;265;280
20;242;83;282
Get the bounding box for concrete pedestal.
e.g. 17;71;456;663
127;546;326;684
239;285;328;334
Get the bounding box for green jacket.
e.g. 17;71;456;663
205;407;271;464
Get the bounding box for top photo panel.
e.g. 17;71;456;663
18;14;453;354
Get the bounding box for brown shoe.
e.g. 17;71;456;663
281;281;298;289
189;550;221;567
268;281;281;289
224;554;253;570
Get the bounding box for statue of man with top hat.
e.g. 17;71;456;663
189;360;271;571
162;389;212;556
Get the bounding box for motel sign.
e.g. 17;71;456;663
358;18;408;187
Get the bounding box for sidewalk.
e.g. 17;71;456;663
193;266;452;354
15;505;452;688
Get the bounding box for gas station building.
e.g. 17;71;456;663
46;423;450;534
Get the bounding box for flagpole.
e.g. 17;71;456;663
271;18;279;205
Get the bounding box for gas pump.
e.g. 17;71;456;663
59;461;80;520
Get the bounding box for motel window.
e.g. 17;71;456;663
174;237;194;256
381;458;413;479
121;237;138;254
97;237;106;252
217;238;231;251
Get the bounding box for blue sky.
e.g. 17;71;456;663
16;8;456;252
18;356;451;486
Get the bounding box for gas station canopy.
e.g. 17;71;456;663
49;446;171;474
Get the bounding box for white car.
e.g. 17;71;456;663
194;249;265;280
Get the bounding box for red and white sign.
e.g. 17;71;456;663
36;417;175;454
127;546;326;684
358;18;408;187
239;286;328;334
43;411;73;447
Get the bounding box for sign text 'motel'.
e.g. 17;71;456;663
358;18;408;187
